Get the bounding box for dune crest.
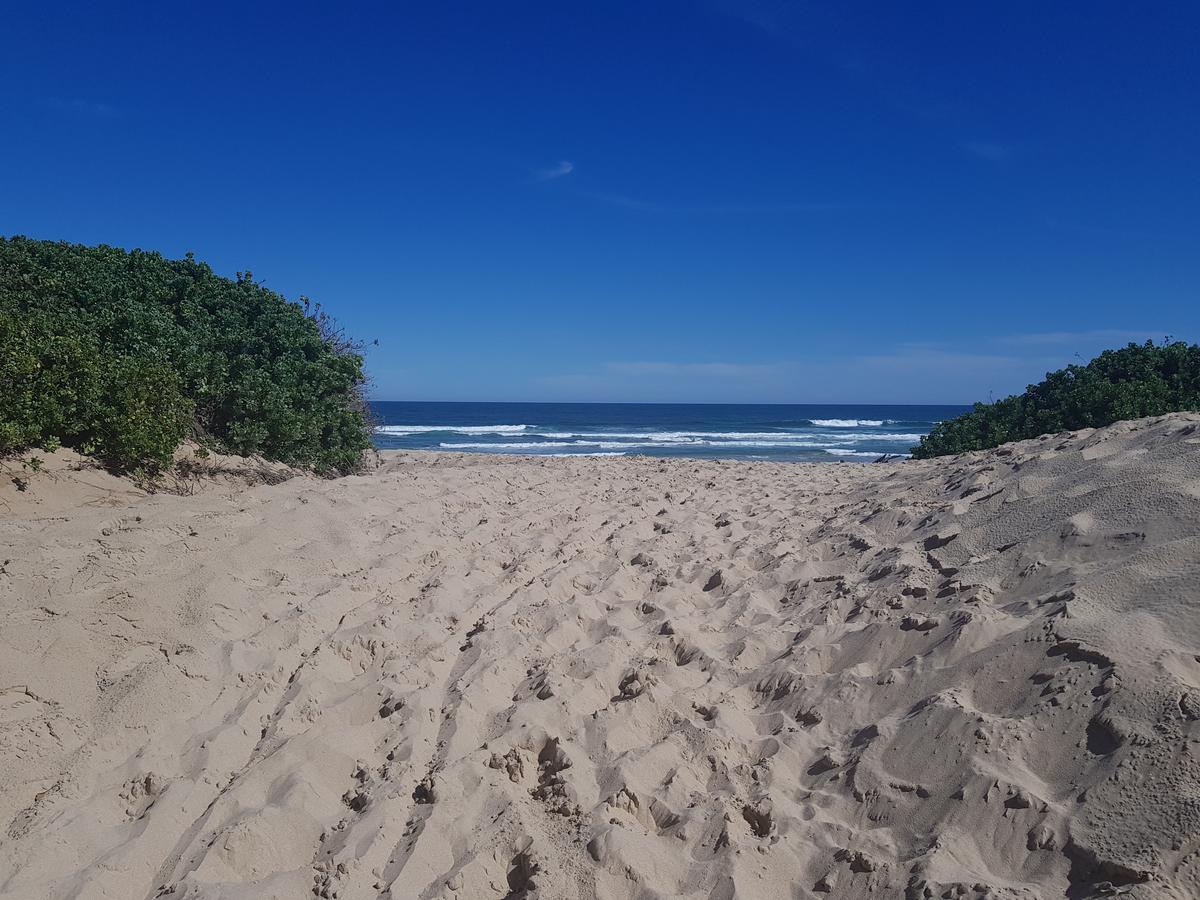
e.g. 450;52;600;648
2;415;1200;899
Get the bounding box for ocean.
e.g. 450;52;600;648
369;402;967;462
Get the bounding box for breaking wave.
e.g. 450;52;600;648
367;403;954;462
374;424;532;435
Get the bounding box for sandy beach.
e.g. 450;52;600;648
2;414;1199;899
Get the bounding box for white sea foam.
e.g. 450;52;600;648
807;432;924;442
539;431;699;441
698;440;832;448
435;438;906;458
441;441;679;450
535;430;924;444
539;430;870;442
552;430;834;441
439;439;900;451
375;424;531;435
376;413;928;460
547;451;627;457
831;432;924;442
440;441;579;449
825;448;910;458
379;427;920;441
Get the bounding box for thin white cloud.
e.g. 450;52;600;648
530;341;1139;404
530;334;1170;403
535;160;575;181
995;329;1168;347
690;200;851;214
606;361;782;378
533;360;794;403
46;97;118;118
963;141;1011;162
855;349;1042;375
577;190;660;211
569;192;844;215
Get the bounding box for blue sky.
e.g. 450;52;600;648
1;1;1195;403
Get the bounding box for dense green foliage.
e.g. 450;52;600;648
912;340;1200;458
0;237;372;473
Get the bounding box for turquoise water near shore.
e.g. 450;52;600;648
370;402;966;462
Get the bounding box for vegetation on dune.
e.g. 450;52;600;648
911;340;1200;458
0;236;372;474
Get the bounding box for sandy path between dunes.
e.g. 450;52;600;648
2;415;1200;899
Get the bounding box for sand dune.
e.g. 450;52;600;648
2;415;1200;899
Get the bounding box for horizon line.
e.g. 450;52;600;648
366;398;975;407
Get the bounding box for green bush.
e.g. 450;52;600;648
0;236;372;473
912;340;1200;458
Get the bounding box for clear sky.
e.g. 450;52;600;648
2;1;1196;403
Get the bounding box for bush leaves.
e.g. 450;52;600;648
0;237;372;473
912;340;1200;458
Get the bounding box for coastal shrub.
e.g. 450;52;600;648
0;236;372;473
911;340;1200;458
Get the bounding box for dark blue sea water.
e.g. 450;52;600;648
370;402;967;462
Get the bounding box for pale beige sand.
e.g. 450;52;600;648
3;415;1200;900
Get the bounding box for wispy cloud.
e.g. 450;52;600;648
531;155;843;216
962;140;1011;163
690;200;851;215
530;334;1161;404
702;2;877;76
994;329;1169;347
1042;217;1198;244
605;360;783;378
708;0;786;37
566;190;843;215
534;359;793;402
576;190;661;211
45;97;119;118
855;348;1042;375
703;0;817;49
535;160;575;181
